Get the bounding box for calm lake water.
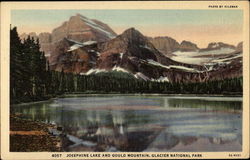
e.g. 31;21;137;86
11;95;242;152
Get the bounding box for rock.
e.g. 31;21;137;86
207;42;236;50
148;36;180;57
51;13;117;43
20;13;117;63
236;42;243;52
49;38;99;73
38;32;52;43
57;126;63;131
95;28;198;82
179;40;199;52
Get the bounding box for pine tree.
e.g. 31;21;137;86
10;27;23;101
59;69;66;93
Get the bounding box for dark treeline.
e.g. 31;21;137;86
10;27;243;104
49;71;243;95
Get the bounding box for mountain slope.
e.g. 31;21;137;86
18;14;242;84
51;14;117;43
91;28;208;82
148;36;180;57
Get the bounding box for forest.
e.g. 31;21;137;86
10;27;243;104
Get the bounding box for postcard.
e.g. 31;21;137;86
1;1;249;159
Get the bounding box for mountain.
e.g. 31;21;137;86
18;14;242;83
20;13;117;61
148;37;200;57
96;28;243;82
85;28;217;83
47;26;242;83
51;14;116;43
148;36;180;57
38;32;53;57
179;40;199;52
207;42;236;50
96;27;165;69
236;42;243;51
49;38;99;73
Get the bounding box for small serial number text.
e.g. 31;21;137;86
229;153;241;157
51;154;62;158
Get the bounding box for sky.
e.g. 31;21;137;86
11;10;243;48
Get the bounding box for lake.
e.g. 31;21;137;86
11;95;242;152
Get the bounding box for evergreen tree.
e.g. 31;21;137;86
10;27;24;101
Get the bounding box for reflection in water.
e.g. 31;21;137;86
11;96;242;151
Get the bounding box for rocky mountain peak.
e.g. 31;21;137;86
75;13;85;18
51;13;117;43
122;27;137;35
236;42;243;52
96;27;163;70
38;32;52;43
69;13;89;24
179;40;199;52
148;36;180;57
207;42;236;50
119;28;146;43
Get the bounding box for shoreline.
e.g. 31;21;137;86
10;114;62;152
11;93;243;106
60;93;243;97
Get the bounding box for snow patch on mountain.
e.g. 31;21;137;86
169;65;199;73
147;59;199;73
173;47;235;57
134;72;150;81
210;43;219;48
203;63;214;71
68;44;83;52
67;38;84;45
140;45;153;51
96;52;100;56
81;68;107;75
67;40;98;52
171;56;212;65
83;41;97;46
120;53;124;59
171;47;236;65
211;54;242;63
147;59;170;69
45;53;51;57
152;76;169;82
112;66;130;73
79;16;116;39
202;53;242;67
80;66;130;76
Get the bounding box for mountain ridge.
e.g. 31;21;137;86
18;14;243;83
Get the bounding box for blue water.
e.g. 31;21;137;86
11;95;242;152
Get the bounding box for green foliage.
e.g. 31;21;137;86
10;27;49;104
94;71;135;79
47;71;243;95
